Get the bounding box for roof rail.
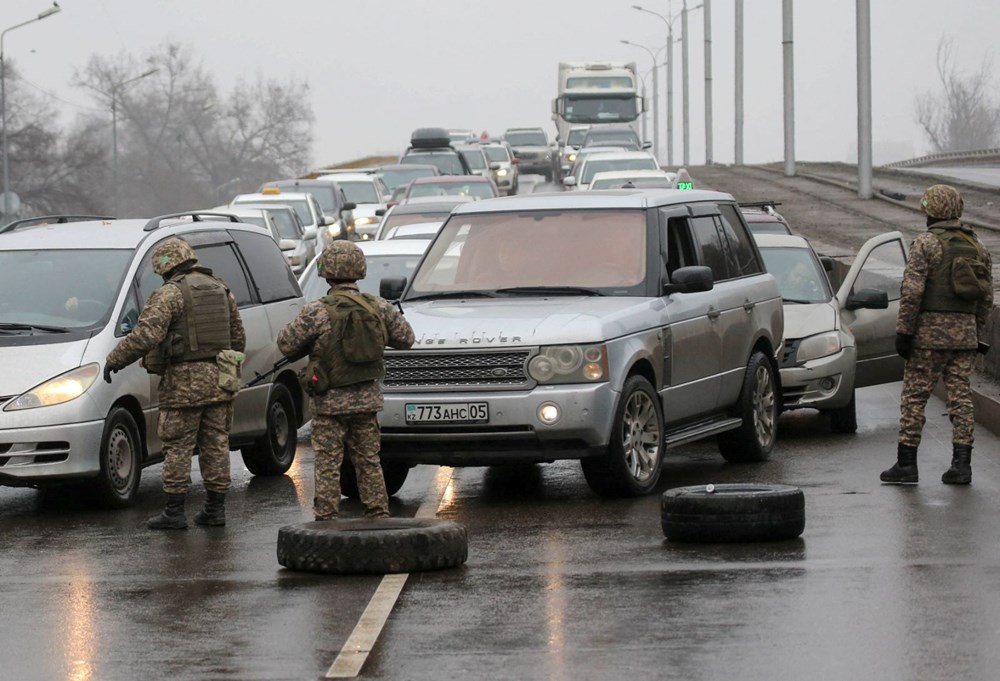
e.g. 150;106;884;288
738;201;783;210
143;211;241;232
0;214;115;235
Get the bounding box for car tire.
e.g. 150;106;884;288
581;375;664;497
717;351;778;463
241;383;297;476
828;390;858;434
277;518;468;574
92;407;142;508
340;456;410;498
661;483;805;542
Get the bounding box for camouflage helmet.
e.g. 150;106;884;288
151;238;197;275
920;184;963;219
317;240;366;280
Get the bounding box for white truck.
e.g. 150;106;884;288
551;62;646;144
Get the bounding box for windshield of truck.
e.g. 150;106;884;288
0;249;132;330
482;146;511;163
580;157;658;185
459;149;487;170
566;76;634;89
566;128;590;146
758;246;832;303
505;131;547;146
377;167;437;192
409;210;647;296
564;96;638;123
401;152;465;175
337;181;380;205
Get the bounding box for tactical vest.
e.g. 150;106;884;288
921;227;983;314
309;291;388;390
144;268;232;374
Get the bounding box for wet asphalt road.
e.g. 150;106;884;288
4;382;1000;681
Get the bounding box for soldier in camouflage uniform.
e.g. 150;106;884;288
105;239;246;528
277;241;414;520
881;185;993;485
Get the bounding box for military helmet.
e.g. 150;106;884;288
152;238;198;275
920;184;963;219
317;240;366;280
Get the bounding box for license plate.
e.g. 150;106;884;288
405;402;489;424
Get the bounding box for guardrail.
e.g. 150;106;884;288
882;148;1000;168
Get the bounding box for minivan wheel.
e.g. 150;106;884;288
241;383;297;476
828;390;858;434
92;407;142;508
581;375;664;497
340;456;410;499
718;351;778;463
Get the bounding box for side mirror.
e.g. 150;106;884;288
845;288;889;311
375;208;386;217
341;202;357;213
380;276;407;300
562;176;577;187
819;256;834;273
662;266;714;295
489;162;502;170
303;227;318;240
642;141;653;150
511;157;520;165
278;238;297;252
317;215;331;227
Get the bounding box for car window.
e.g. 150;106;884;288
660;212;697;279
337;181;380;205
303;186;340;213
566;128;589;146
759;246;832;303
409;182;495;200
505;131;547;146
378;168;438;192
717;204;764;277
482;146;510;163
402;152;464;175
267;210;303;240
231;230;301;303
688;216;729;281
460;150;487;170
381;211;450;234
853;239;906;302
236;197;312;227
116;287;140;337
581;158;658;184
193;243;254;307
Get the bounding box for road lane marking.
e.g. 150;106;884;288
325;467;455;678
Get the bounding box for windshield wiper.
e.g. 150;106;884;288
0;322;70;334
781;298;814;305
494;286;606;296
406;291;500;301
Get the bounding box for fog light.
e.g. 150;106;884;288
538;403;560;425
820;377;835;391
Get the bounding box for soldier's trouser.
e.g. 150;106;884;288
898;348;976;448
158;403;234;495
312;412;389;520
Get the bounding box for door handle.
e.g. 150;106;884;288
743;300;755;312
707;307;721;320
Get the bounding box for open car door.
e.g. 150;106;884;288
836;231;909;388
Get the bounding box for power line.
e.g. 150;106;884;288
17;77;101;113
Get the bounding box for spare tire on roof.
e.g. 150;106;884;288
410;127;452;149
277;518;468;574
661;483;805;543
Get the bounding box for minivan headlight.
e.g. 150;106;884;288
528;345;608;384
795;331;842;363
5;363;100;411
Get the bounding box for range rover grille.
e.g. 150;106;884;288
384;350;531;389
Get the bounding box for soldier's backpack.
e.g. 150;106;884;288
941;230;991;302
300;291;388;395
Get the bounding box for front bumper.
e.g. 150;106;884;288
779;346;857;411
378;382;619;466
0;418;107;485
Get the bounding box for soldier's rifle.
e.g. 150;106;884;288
245;352;306;388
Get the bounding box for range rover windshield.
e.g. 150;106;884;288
408;210;647;298
0;249;132;331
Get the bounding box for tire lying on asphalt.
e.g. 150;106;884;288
277;518;468;574
661;484;805;543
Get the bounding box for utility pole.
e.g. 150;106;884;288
704;0;713;165
682;0;690;166
735;0;743;165
782;0;795;176
667;8;674;166
857;0;873;198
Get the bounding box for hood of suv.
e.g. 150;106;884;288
781;301;838;341
401;297;659;348
0;338;90;399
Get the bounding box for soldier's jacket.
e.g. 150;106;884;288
897;220;994;350
106;278;247;408
277;282;415;415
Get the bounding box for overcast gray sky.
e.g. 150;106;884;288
6;0;1000;170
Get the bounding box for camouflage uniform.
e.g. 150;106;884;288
106;241;246;496
277;242;414;520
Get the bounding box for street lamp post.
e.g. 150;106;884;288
107;68;158;215
632;4;683;166
681;1;705;167
1;2;61;219
621;40;662;163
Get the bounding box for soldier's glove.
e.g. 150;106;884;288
103;364;118;384
895;333;914;360
978;341;991;355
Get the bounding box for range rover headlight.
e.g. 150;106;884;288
795;331;842;363
5;363;100;411
528;345;608;385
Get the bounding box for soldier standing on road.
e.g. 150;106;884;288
881;184;993;485
277;241;414;521
105;239;246;528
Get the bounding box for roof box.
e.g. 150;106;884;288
410;127;452;149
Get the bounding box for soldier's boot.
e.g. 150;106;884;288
942;444;972;485
880;443;919;484
194;490;226;526
147;493;188;530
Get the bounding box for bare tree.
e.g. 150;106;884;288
916;38;1000;153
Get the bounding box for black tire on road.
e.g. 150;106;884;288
717;351;778;463
828;390;858;434
277;518;468;574
340;456;410;498
581;375;664;497
241;383;297;476
661;483;805;542
92;407;142;508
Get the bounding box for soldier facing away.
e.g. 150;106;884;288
105;238;246;528
277;241;414;520
881;184;993;485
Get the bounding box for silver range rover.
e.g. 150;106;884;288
378;190;784;497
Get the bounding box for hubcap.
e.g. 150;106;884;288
752;365;776;447
271;402;290;450
107;427;134;492
621;391;660;482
